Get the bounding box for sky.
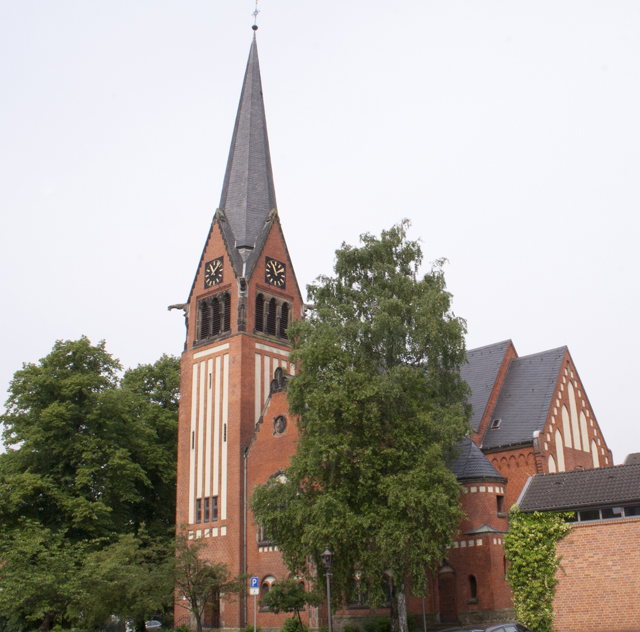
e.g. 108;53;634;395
1;1;639;464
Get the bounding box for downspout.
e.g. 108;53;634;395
244;446;248;628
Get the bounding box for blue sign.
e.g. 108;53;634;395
250;576;259;589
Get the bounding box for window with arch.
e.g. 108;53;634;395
255;294;264;332
197;292;231;343
260;576;276;611
254;292;293;341
266;298;277;336
468;575;478;601
279;302;289;338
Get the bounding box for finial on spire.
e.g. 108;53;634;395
252;0;260;30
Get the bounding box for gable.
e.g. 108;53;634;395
482;346;566;449
461;340;514;432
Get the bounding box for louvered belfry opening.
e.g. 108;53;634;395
255;294;264;332
266;298;277;336
279;302;289;339
200;302;211;339
211;298;221;337
223;293;231;332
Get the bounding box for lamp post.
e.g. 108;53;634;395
321;546;333;632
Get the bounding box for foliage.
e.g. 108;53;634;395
264;577;322;631
504;507;573;632
279;618;308;632
174;530;245;632
0;522;85;632
343;624;360;632
0;338;180;631
362;617;391;632
244;626;262;632
77;531;175;630
251;222;470;632
405;613;417;631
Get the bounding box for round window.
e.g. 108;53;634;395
274;416;287;434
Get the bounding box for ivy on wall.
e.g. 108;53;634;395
504;507;573;632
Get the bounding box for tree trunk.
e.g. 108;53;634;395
39;612;54;632
296;608;304;632
390;583;408;632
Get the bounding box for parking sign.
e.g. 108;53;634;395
250;576;259;596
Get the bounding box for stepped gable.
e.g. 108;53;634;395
449;438;506;482
482;346;565;450
518;463;640;512
461;340;513;432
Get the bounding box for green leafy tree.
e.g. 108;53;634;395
263;577;323;632
174;530;245;632
251;222;470;632
78;532;175;631
504;508;573;632
0;337;180;631
0;522;85;632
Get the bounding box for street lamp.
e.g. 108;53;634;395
321;546;333;632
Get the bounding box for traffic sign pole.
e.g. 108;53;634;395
249;576;260;632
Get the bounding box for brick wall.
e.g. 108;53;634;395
554;517;640;632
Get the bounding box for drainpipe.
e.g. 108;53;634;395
244;446;248;628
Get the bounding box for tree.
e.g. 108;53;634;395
263;576;323;632
174;530;245;632
0;337;180;631
250;222;470;632
0;522;85;632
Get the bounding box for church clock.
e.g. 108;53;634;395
204;257;223;288
265;257;286;289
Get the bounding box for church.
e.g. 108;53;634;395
174;32;613;629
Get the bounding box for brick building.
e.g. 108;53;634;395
174;34;614;629
518;457;640;632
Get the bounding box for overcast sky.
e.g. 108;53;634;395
1;1;639;464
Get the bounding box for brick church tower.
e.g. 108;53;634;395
175;32;303;628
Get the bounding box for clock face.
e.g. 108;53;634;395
265;258;286;289
204;257;223;288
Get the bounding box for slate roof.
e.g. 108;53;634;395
518;463;640;512
449;438;506;482
461;340;512;432
219;34;277;250
481;346;566;450
624;453;640;465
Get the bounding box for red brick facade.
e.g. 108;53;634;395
554;517;640;632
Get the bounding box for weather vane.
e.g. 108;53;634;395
252;0;260;30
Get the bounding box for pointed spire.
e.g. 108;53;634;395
218;34;277;250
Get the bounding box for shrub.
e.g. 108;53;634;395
343;624;360;632
362;617;390;632
245;626;262;632
406;613;417;631
280;617;308;632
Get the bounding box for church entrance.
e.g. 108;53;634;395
438;565;457;623
204;592;220;629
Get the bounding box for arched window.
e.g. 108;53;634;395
260;576;276;611
469;575;477;600
267;298;277;336
279;302;289;338
212;297;221;336
200;302;211;339
222;293;231;332
555;429;566;472
561;405;573;449
591;439;600;468
255;294;264;332
548;454;557;473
